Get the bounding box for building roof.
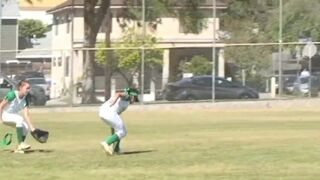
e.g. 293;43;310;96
2;0;19;19
17;32;53;59
47;0;228;14
20;0;66;11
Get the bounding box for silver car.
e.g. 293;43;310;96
0;74;47;106
26;77;50;100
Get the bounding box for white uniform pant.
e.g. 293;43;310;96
99;110;127;139
2;112;29;136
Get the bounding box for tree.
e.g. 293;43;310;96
220;0;276;85
19;19;50;38
266;0;320;42
181;55;212;75
82;0;110;103
97;28;163;86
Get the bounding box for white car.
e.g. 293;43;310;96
27;77;50;100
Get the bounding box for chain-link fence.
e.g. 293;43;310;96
0;0;319;106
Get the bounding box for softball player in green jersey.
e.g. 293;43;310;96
99;87;139;155
0;80;36;153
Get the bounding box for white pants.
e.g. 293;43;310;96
99;110;127;139
2;112;29;136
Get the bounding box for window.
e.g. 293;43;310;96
192;77;212;87
54;17;59;36
216;79;233;88
58;57;62;66
28;78;46;85
0;79;12;89
53;57;56;66
66;15;70;34
65;56;70;76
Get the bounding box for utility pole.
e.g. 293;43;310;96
278;0;283;95
140;0;146;104
70;0;75;105
0;0;2;72
212;0;216;102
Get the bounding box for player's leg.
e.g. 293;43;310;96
111;128;121;153
2;112;31;153
100;114;127;155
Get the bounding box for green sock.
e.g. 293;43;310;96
110;128;120;152
114;140;121;152
106;134;120;145
16;127;24;144
22;135;26;142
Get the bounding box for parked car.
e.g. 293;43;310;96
26;77;50;100
14;71;45;80
283;75;320;96
283;75;297;94
293;76;319;97
163;75;259;101
0;74;47;106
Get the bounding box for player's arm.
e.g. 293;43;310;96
109;92;127;107
0;99;9;123
22;107;35;132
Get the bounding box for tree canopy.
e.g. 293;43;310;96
18;19;50;38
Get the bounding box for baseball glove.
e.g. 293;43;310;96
31;129;49;143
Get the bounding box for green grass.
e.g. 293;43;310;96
1;109;320;179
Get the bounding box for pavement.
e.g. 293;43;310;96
30;97;320;113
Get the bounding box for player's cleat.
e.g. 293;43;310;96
13;149;25;154
13;147;25;154
100;141;114;155
18;142;31;150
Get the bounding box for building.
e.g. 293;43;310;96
19;0;65;24
47;0;228;100
0;0;19;74
16;0;65;78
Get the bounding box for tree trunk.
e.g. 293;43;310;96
104;10;113;101
83;1;97;103
82;0;110;104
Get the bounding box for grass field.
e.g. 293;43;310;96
1;109;320;179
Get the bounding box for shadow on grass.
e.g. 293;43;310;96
120;149;156;155
2;149;54;154
24;149;54;154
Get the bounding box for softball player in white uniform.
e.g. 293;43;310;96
0;80;36;153
99;87;139;155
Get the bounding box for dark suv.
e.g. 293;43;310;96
0;74;47;106
163;75;259;101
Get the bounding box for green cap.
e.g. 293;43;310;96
124;87;140;97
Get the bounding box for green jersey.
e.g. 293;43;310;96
3;90;30;113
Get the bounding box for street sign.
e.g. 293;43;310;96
302;42;317;58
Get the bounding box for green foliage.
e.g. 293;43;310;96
221;0;275;82
18;19;50;38
177;0;207;34
266;0;320;42
225;46;271;79
96;28;163;76
95;43;115;65
119;0;207;34
115;28;163;73
182;55;212;75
